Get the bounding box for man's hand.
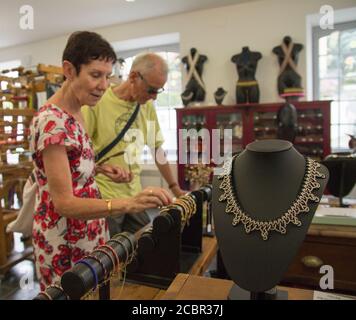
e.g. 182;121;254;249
170;185;188;198
96;164;133;183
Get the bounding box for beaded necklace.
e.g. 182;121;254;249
218;155;325;240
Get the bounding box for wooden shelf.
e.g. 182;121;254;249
0;108;35;117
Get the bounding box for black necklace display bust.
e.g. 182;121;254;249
212;139;329;299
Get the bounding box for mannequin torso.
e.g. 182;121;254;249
182;48;207;76
231;47;261;81
272;36;304;95
273;45;303;68
231;47;262;103
181;48;208;103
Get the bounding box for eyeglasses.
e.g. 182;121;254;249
138;72;165;95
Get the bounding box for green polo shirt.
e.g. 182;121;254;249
82;86;164;199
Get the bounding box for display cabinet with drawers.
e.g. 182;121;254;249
281;223;356;294
176;100;331;190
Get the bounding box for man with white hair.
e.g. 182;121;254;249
82;52;185;236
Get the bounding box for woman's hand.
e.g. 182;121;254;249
124;186;173;214
96;164;133;183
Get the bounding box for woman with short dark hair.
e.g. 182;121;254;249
30;31;172;289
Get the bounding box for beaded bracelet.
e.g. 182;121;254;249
47;284;69;300
75;259;98;292
99;244;120;275
174;200;190;222
92;248;115;277
85;255;108;283
161;204;180;214
117;234;137;265
181;195;194;212
176;199;190;214
174;202;187;219
160;206;181;224
108;238;129;266
184;195;197;215
115;232;137;253
181;197;194;220
38;291;53;300
142;226;153;234
159;207;172;215
179;195;197;218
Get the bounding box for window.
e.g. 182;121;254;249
313;21;356;151
116;44;181;162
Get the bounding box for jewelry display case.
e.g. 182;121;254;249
176;101;331;190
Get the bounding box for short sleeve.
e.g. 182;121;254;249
32;109;82;156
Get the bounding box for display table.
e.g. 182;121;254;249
110;236;217;300
186;235;217;275
110;278;165;300
283;215;356;294
161;273;316;300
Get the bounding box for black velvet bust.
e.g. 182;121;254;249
212;140;329;296
277;103;298;143
214;87;227;105
272;36;304;96
181;48;208;104
231;46;262;103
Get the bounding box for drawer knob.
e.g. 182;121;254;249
301;255;324;268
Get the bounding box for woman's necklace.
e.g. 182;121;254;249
218;155;326;240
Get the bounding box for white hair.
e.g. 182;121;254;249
130;52;168;76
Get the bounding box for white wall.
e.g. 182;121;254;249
1;0;355;193
0;0;355;105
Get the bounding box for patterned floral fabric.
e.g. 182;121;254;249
30;104;108;290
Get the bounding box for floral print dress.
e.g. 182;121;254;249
30;104;108;290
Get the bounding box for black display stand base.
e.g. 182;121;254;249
228;284;288;300
99;282;111;300
126;251;201;290
180;251;201;273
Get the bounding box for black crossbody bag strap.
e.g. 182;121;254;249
95;103;140;162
